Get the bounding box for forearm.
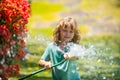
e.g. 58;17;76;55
38;59;51;68
38;59;46;67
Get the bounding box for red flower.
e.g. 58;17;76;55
13;23;20;34
10;64;20;76
5;68;12;77
19;39;25;48
0;25;11;42
10;40;15;46
10;64;16;71
3;45;10;55
0;0;30;79
18;49;25;58
0;64;8;70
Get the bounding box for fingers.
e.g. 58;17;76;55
64;53;77;60
44;62;51;69
64;53;69;59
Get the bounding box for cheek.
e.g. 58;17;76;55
60;31;66;36
71;36;74;40
71;33;74;38
70;34;74;40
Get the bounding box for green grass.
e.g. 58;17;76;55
28;27;54;38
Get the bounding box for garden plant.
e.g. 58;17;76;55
0;0;30;79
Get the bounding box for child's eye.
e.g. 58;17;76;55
70;31;73;33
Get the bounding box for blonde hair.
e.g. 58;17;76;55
53;16;81;44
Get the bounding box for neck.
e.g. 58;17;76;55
59;41;67;49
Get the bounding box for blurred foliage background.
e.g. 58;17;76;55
10;0;120;80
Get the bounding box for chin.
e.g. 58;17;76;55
65;40;70;42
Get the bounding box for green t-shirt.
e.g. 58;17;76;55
41;42;80;80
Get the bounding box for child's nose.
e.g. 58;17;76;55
65;32;69;36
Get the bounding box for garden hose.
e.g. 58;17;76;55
19;59;66;80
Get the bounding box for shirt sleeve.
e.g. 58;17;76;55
41;45;51;61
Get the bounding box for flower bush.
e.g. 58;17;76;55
0;0;30;79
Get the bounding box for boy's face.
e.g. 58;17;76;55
60;27;74;42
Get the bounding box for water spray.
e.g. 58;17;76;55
64;42;95;58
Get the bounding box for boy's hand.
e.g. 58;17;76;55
44;62;51;69
64;53;76;60
64;53;69;59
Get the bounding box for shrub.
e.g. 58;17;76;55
0;0;30;79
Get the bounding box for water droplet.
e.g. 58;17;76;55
112;73;115;76
109;56;114;60
103;76;106;79
97;59;101;63
76;67;79;70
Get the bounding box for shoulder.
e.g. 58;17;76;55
46;42;57;49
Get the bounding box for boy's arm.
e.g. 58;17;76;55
38;59;51;69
